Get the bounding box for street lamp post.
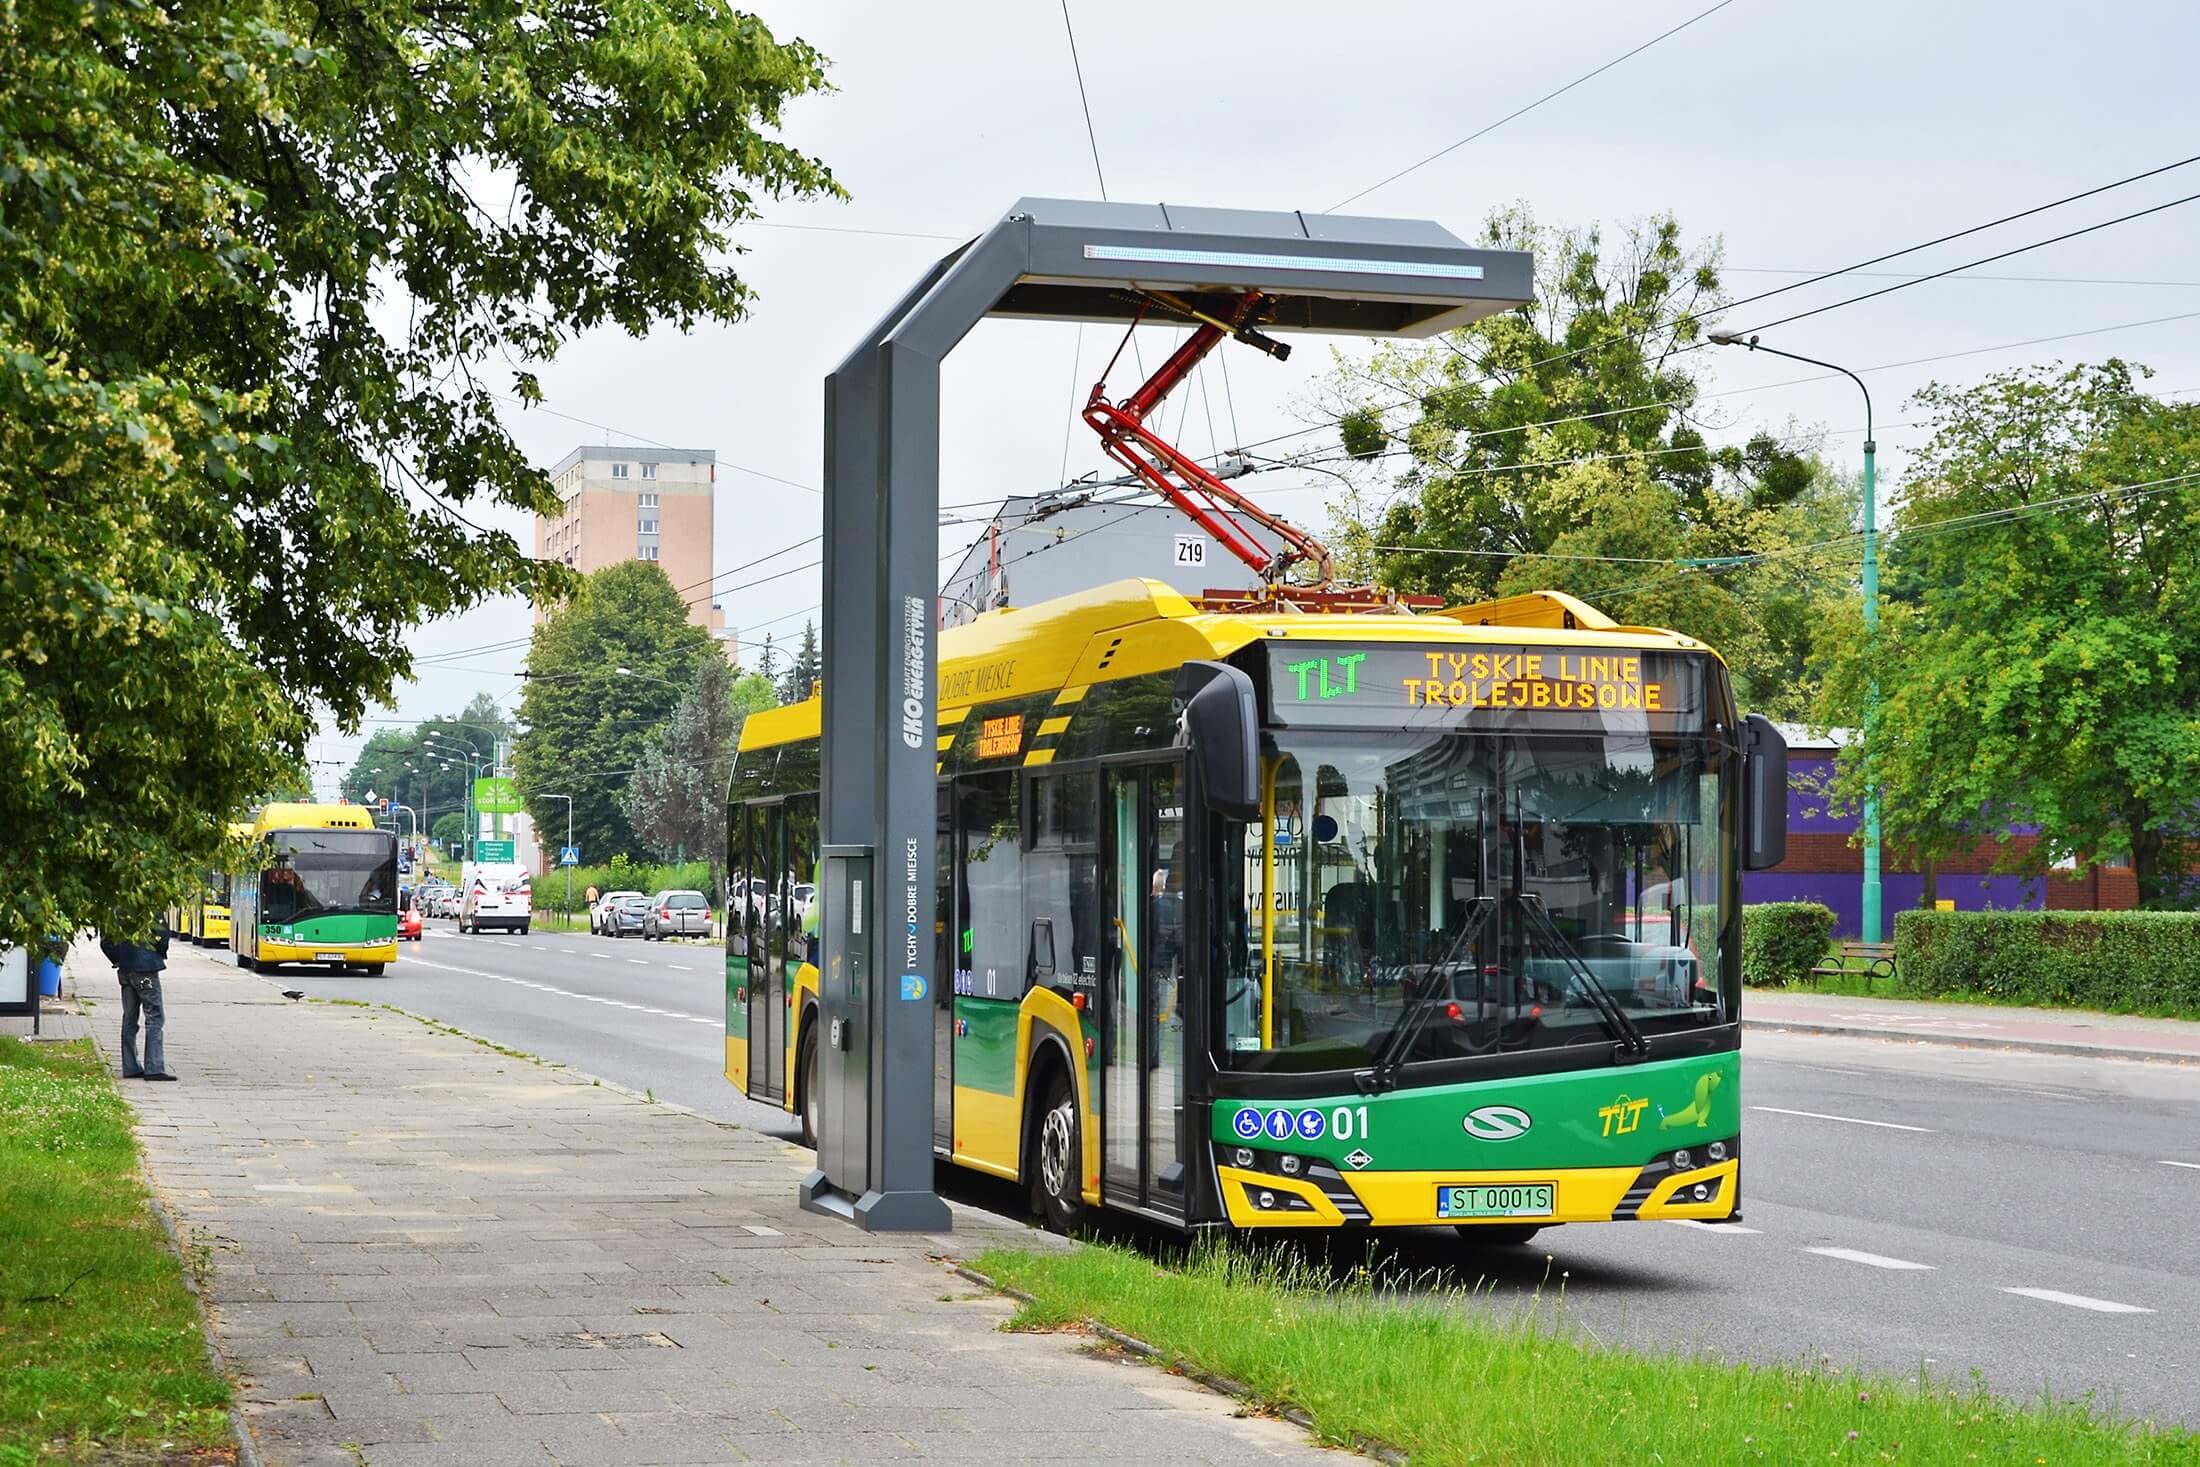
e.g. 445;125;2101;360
426;736;490;863
539;793;575;926
1710;330;1882;944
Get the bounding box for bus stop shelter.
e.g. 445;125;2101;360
806;197;1533;1230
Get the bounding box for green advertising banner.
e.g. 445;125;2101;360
475;839;517;863
473;776;522;815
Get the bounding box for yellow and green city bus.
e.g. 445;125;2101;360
724;578;1785;1241
231;803;399;976
171;820;254;946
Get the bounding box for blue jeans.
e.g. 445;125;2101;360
119;973;166;1077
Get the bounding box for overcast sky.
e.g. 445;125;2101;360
308;0;2200;791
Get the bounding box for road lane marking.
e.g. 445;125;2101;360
670;964;695;972
1751;1106;1933;1133
399;955;720;1026
2002;1288;2153;1314
627;959;649;966
558;947;577;954
1666;1220;1761;1234
1805;1247;1935;1271
2161;1160;2200;1171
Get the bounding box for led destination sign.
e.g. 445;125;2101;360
1268;645;1705;731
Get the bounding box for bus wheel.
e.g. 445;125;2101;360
361;964;385;977
798;1029;820;1149
236;955;255;972
1456;1224;1545;1247
1031;1070;1084;1234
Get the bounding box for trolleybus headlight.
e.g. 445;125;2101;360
1257;1190;1276;1210
1707;1140;1728;1162
1691;1183;1711;1202
1672;1148;1694;1171
1233;1148;1255;1169
1280;1154;1303;1176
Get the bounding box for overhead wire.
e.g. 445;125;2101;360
1326;0;1742;213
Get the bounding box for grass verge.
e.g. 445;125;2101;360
974;1242;2197;1466
0;1038;232;1462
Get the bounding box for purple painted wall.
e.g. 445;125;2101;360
1745;872;2044;937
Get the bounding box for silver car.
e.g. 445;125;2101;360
643;889;712;941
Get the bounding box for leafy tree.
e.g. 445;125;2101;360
514;562;715;858
432;812;468;851
1319;209;1839;712
0;0;836;947
780;620;822;705
1819;361;2200;907
623;658;777;899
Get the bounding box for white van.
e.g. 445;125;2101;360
460;862;532;935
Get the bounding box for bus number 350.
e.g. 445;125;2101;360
1331;1105;1371;1141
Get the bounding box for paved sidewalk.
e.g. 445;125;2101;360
80;942;1335;1466
1744;987;2200;1063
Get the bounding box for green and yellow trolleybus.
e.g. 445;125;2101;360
724;578;1786;1240
231;803;400;976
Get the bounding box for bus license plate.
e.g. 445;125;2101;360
1437;1183;1553;1219
315;952;344;962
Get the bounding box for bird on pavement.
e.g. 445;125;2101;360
281;989;305;1000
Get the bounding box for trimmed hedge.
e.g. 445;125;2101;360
1895;909;2200;1012
1742;902;1836;986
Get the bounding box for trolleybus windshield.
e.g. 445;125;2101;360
1214;644;1732;1076
260;830;398;925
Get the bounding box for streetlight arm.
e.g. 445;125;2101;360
1707;333;1871;445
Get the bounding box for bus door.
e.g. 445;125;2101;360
934;783;954;1153
1101;761;1188;1219
746;803;787;1105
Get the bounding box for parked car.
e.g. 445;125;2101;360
644;890;712;940
590;889;645;935
789;882;817;926
399;889;424;942
600;893;652;938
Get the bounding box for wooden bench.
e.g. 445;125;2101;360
1808;941;1897;989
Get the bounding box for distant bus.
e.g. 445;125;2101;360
231;803;399;975
170;821;254;946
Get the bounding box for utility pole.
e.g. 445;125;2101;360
541;794;575;926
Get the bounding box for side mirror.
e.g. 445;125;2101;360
1174;660;1261;820
1741;713;1789;872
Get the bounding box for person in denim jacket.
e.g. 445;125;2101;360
99;921;175;1082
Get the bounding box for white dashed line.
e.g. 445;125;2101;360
670;964;695;972
1752;1106;1933;1133
627;959;649;966
2161;1160;2200;1171
399;955;720;1027
558;947;577;954
1805;1247;1935;1271
1666;1220;1761;1234
2003;1288;2153;1314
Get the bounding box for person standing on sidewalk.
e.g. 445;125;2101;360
99;920;176;1082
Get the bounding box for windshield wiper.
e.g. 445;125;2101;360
1358;897;1495;1094
1512;893;1651;1060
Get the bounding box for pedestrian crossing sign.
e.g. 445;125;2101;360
558;846;580;866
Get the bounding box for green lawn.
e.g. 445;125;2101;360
0;1039;233;1463
975;1243;2198;1466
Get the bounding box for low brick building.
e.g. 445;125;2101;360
1746;725;2137;936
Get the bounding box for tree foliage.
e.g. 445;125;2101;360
1818;361;2200;907
513;562;714;858
622;657;776;898
340;693;512;838
1320;210;1844;715
779;619;821;705
0;0;836;945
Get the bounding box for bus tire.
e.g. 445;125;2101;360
1456;1224;1545;1247
361;964;385;977
797;1027;819;1150
236;954;255;972
1030;1067;1085;1235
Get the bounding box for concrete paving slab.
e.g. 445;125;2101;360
87;944;1340;1465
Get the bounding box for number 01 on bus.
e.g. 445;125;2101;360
722;578;1787;1245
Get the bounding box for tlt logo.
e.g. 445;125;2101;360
1598;1095;1648;1137
1284;653;1368;700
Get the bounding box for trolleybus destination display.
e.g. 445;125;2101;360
1267;644;1709;730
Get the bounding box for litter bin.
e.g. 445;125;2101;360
37;955;62;999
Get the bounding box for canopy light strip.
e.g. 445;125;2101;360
1081;244;1484;280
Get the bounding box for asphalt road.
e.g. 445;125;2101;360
278;919;2200;1427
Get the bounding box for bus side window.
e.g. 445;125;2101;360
958;773;1021;1000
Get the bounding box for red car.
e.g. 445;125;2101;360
399;892;424;942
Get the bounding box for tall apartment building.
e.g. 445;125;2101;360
535;446;734;656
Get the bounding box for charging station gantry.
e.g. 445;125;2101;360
803;198;1533;1231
